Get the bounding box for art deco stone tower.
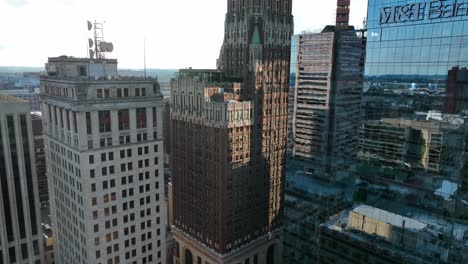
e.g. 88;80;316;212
171;0;293;263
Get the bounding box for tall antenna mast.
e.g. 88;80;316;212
87;20;114;59
144;37;147;79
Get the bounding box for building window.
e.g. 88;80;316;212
141;88;146;96
53;106;58;125
135;88;140;96
72;111;78;133
97;89;103;98
152;107;157;127
124;88;129;97
65;109;70;130
21;243;28;260
99;111;111;133
136;108;147;129
48;104;52;124
59;108;64;128
119;135;131;145
117;88;122;98
118;109;130;131
86;112;92;134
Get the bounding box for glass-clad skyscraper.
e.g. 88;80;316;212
313;1;468;263
362;0;468;194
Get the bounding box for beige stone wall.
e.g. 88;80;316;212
348;211;419;248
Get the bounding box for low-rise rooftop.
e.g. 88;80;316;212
0;93;28;103
322;204;468;262
353;205;427;231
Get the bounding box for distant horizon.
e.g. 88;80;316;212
0;66;180;71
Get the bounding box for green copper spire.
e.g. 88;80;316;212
251;17;261;44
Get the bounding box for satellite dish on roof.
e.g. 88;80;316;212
87;21;93;31
88;39;94;48
99;42;107;52
99;42;114;52
107;42;114;52
89;49;95;59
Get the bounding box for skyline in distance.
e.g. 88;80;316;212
0;0;367;69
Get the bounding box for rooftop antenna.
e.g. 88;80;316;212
144;37;147;79
87;20;114;59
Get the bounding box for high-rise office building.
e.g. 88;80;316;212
360;0;468;199
0;94;44;264
283;2;366;263
41;56;166;264
313;0;468;263
290;24;365;181
171;0;293;263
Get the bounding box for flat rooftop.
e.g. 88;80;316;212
41;75;159;83
325;204;468;244
48;55;117;64
0;93;28;103
353;205;427;231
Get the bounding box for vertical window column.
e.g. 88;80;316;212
0;119;14;242
136;108;147;129
72;111;78;134
86;112;92;135
118;110;130;131
20;115;38;236
7;115;27;239
98;111;111;133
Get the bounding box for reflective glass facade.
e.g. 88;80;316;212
341;1;468;262
287;35;299;153
285;1;468;263
367;0;468;82
362;0;468;194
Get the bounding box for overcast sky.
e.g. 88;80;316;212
0;0;367;69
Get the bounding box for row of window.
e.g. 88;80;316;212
96;87;149;99
85;108;157;135
47;105;78;133
43;85;76;99
95;230;162;263
0;241;41;264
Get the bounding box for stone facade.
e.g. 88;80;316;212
41;57;166;264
